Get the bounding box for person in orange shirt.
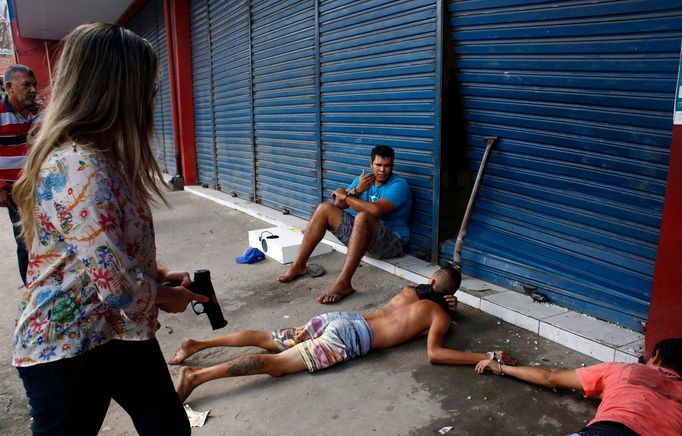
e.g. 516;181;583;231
475;338;682;436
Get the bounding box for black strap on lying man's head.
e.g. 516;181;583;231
415;284;452;315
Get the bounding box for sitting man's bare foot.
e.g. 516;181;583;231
278;264;309;283
176;366;201;403
319;282;356;304
168;338;200;365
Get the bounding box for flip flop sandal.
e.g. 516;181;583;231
307;263;325;278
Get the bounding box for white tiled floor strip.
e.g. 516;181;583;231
185;185;645;363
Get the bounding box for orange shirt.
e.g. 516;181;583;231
576;362;682;436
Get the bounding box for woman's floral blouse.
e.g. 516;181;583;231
13;144;159;367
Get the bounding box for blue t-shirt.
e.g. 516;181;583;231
348;173;412;243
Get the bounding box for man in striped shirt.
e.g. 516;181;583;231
0;64;38;285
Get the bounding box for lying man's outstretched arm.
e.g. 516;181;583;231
475;358;582;390
425;311;513;365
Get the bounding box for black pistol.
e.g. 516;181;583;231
187;269;228;330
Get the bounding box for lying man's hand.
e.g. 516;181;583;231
474;351;517;375
492;350;518;366
475;358;502;375
494;350;518;365
444;294;458;311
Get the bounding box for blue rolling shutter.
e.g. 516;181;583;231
444;0;682;330
190;0;254;197
128;0;176;175
186;0;443;257
190;0;217;188
251;0;320;216
210;0;254;198
156;1;176;176
319;0;442;258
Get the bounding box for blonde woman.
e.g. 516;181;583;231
12;23;203;435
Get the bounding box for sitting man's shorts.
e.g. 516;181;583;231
271;312;373;373
332;211;403;259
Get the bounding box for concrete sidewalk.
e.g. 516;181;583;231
0;191;599;435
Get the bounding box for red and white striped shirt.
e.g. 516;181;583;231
0;96;37;189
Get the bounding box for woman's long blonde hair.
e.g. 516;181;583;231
13;22;167;246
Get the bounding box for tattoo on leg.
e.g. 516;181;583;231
227;355;266;376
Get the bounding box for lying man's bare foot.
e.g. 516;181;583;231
168;338;200;365
176;366;200;402
278;264;309;283
319;282;356;304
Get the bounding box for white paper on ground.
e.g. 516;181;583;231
184;404;210;428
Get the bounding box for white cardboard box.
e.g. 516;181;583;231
248;226;333;264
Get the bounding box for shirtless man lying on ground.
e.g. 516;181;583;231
170;266;516;402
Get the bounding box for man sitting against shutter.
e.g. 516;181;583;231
475;338;682;436
170;266;515;402
278;145;413;304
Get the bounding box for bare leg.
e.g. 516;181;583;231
279;203;343;282
175;348;308;402
320;211;378;304
168;330;278;365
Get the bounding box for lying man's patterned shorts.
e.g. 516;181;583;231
271;311;373;373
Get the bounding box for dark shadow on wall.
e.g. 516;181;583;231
438;5;472;254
